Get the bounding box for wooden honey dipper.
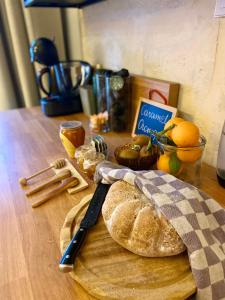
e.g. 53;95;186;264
19;158;66;186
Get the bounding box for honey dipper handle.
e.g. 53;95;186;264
26;170;71;196
28;165;53;178
32;177;79;208
19;165;53;185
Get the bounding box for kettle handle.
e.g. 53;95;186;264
37;67;52;96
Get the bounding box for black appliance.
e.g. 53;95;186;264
24;0;105;8
30;38;92;116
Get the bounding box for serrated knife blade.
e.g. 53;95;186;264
59;183;110;273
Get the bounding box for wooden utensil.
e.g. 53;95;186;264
26;169;72;196
54;159;89;194
60;195;196;300
32;177;79;208
19;158;66;186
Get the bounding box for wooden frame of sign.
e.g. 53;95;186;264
132;97;177;137
130;74;180;128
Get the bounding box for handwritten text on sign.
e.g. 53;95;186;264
132;98;177;137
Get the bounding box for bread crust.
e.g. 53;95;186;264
102;181;186;257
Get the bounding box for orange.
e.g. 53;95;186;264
157;153;182;175
157;154;171;173
164;117;184;139
171;121;200;147
177;147;202;163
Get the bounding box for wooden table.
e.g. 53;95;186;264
0;107;224;300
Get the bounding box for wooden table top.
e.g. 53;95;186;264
0;106;224;300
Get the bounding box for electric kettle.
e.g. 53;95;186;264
37;60;92;97
30;37;93;116
30;37;92;96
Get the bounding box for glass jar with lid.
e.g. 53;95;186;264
105;69;130;132
157;135;206;187
60;121;85;158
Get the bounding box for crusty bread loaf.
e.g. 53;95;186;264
102;181;186;257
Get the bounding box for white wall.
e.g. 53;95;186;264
80;0;225;167
64;8;83;60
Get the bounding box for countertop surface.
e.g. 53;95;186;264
0;106;224;300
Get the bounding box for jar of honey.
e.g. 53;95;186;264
60;121;85;158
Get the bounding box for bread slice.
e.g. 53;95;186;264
102;181;185;257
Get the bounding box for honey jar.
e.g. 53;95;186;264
60;121;85;158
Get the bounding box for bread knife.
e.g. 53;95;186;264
59;183;110;273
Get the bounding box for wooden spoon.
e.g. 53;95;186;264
32;177;79;208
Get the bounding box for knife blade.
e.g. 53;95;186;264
59;182;110;273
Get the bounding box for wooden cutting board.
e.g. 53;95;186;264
60;195;196;300
130;75;180;126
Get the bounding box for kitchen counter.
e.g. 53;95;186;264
0;106;224;300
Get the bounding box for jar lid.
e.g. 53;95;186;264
60;121;82;130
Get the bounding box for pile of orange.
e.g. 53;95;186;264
157;117;203;175
157;153;183;176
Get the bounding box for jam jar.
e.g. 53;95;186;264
60;121;85;158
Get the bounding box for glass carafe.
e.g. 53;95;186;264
217;121;225;187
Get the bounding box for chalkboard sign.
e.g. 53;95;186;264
132;98;177;138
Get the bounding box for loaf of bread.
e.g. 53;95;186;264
102;181;186;257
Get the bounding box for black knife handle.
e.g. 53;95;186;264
59;227;87;273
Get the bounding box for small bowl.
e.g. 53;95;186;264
114;144;157;170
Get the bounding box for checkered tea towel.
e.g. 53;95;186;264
95;161;225;300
